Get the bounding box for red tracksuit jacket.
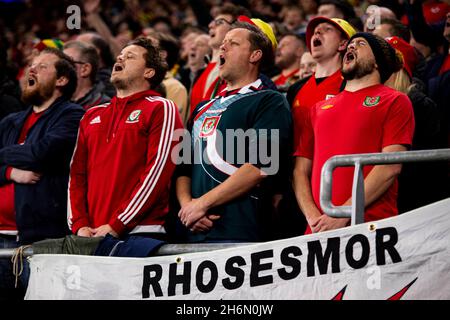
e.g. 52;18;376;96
68;89;183;236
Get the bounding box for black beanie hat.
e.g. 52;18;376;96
347;32;403;83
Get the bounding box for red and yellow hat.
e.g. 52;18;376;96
305;16;356;51
237;15;278;51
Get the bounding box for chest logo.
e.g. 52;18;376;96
200;116;221;138
325;94;335;100
321;104;334;110
126;110;142;123
363;96;380;107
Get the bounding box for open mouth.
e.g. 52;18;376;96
28;77;36;87
219;56;225;66
113;64;124;72
313;38;322;47
344;52;355;64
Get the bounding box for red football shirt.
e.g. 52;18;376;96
0;111;43;232
190;62;226;115
296;84;415;233
292;69;344;150
273;69;300;87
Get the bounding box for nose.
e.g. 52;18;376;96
347;42;356;50
28;64;37;74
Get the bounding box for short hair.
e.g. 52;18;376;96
231;22;274;73
41;47;77;98
279;32;307;49
216;3;251;21
153;32;180;69
90;34;115;68
64;40;100;83
380;18;411;43
127;37;168;89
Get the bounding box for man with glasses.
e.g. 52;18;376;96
294;33;414;234
63;41;111;110
189;3;250;116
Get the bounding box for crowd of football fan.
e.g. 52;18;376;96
0;0;449;299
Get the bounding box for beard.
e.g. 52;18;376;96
21;77;55;106
342;58;376;81
111;74;134;91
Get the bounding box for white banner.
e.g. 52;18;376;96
25;198;450;300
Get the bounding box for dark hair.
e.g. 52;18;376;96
127;37;168;89
90;34;115;68
217;3;251;21
279;32;307;49
380;18;411;43
153;32;180;69
64;40;100;83
231;22;274;73
41;47;77;98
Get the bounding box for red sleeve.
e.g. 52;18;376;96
5;167;13;180
68;121;91;234
293;103;315;159
382;94;415;148
109;99;182;235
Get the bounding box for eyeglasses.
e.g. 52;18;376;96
211;18;234;26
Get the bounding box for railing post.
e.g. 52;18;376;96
351;161;365;225
320;149;450;225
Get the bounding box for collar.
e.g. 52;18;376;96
218;78;263;97
112;89;161;104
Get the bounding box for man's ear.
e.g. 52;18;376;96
80;63;92;78
56;76;69;88
144;68;156;80
338;39;348;52
249;49;263;64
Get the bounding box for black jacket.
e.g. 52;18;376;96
0;97;84;244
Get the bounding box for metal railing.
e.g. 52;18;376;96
1;149;449;259
0;242;253;259
320;148;450;226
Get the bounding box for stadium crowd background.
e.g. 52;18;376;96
0;0;449;238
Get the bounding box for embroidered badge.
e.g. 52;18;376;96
200;116;221;137
363;96;380;107
126;110;142;123
321;104;334;110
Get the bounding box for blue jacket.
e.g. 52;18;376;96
0;97;84;244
